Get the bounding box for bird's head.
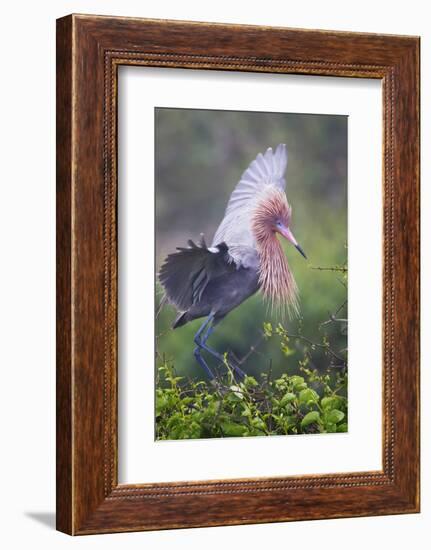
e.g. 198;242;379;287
273;220;307;259
252;189;307;259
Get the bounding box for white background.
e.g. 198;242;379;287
0;1;428;549
119;68;382;483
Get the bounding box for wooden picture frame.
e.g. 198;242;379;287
56;14;420;535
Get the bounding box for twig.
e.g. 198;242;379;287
284;331;346;364
310;265;347;273
319;299;348;328
334;299;348;317
320;315;348;327
235;332;266;365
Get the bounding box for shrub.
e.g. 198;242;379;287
155;322;347;440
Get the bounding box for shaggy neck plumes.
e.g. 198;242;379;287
251;190;299;315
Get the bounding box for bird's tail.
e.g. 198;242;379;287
172;311;189;329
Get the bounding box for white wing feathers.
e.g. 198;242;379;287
212;144;288;257
224;143;287;217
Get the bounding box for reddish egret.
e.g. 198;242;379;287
159;144;306;379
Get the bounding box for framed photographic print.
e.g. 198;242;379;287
56;14;420;534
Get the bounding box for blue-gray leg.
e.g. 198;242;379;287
194;313;214;345
193;347;215;379
193;314;216;379
202;324;246;378
200;324;224;361
194;314;246;379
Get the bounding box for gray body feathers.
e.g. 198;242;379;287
159;238;260;327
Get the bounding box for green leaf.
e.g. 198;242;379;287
187;422;202;438
281;342;295;357
279;392;296;407
251;417;266;430
299;388;319;405
337;423;348;433
243;376;258;387
284;415;298;429
241;405;252;417
290;375;305;388
325;423;337;433
221;422;247;437
326;409;345;424
229;385;244;399
321;396;343;411
263;322;273;338
301;411;320;427
155;394;168;415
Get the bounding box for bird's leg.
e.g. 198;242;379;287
199;318;246;380
193;346;215;380
194;314;214;344
200;325;224;362
195;316;226;363
193;315;217;379
230;361;246;379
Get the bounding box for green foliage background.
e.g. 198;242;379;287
155;107;347;383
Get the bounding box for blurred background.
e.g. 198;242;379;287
155;107;347;379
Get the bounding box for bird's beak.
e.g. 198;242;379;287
278;225;307;259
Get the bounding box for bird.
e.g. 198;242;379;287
158;144;306;380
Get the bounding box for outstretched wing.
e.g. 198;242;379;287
158;237;236;311
225;143;287;217
212;144;288;249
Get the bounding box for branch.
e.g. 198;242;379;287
310;265;347;273
285;331;346;364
